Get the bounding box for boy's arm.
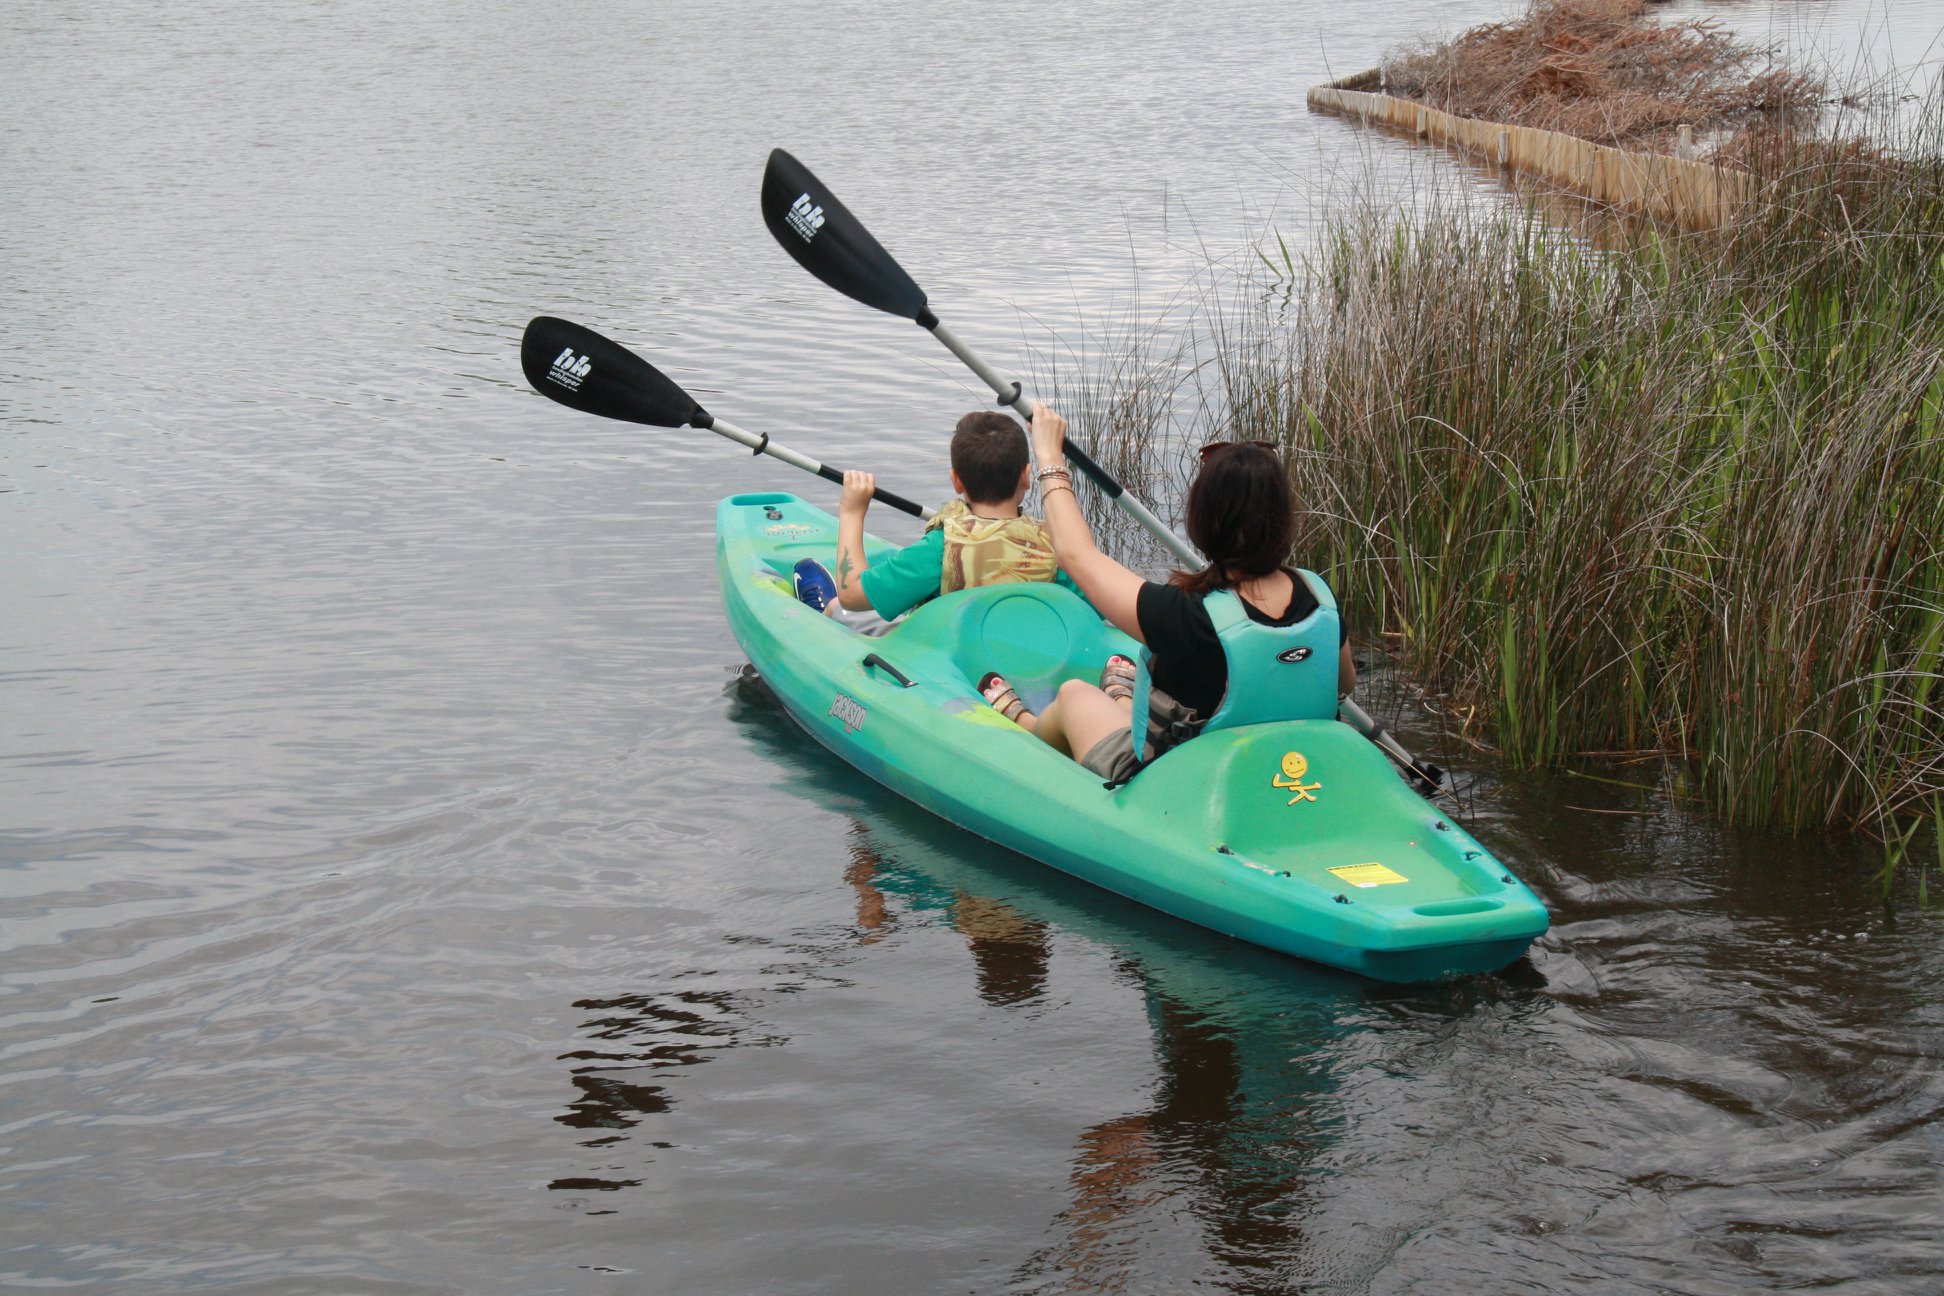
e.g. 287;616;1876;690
835;470;875;611
856;532;944;620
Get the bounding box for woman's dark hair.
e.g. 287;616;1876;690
1172;443;1295;594
950;412;1030;503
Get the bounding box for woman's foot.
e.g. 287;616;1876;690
978;672;1037;730
1100;654;1136;707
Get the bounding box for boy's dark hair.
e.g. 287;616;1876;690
1175;443;1295;594
950;412;1030;503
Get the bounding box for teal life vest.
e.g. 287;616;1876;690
1128;570;1340;764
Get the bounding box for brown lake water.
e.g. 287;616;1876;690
4;1;1942;1292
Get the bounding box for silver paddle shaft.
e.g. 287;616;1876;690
709;415;936;521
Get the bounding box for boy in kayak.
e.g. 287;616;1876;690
795;411;1081;620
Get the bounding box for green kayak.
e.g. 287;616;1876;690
718;491;1549;983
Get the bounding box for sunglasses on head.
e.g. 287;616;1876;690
1198;440;1279;462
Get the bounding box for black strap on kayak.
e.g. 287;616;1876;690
1102;752;1158;792
1103;712;1202;791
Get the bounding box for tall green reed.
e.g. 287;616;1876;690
1080;96;1943;839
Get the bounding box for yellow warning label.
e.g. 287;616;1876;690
1328;863;1408;888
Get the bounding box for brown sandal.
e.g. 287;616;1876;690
1100;654;1136;704
978;671;1033;725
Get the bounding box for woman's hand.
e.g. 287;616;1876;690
1029;401;1067;467
1025;399;1145;641
839;469;876;517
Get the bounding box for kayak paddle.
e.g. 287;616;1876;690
760;148;1191;564
758;150;1444;789
521;315;934;521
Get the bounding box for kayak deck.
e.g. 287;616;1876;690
716;492;1549;983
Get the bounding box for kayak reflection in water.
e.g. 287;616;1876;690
844;821;1052;1005
980;402;1356;785
839;818;1334;1285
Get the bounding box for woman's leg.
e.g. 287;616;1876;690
1031;679;1134;761
982;676;1133;762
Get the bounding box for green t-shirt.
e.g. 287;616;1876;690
858;530;1082;619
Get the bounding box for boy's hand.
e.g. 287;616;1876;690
839;469;876;516
1029;401;1068;466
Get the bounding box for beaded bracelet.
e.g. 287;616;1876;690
1035;467;1072;483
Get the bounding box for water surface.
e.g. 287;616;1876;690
4;2;1941;1292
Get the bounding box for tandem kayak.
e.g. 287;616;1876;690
717;491;1549;983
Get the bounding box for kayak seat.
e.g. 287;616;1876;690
893;582;1132;713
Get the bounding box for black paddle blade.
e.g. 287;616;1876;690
520;316;708;429
762;148;930;324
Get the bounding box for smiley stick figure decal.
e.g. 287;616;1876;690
1271;751;1322;804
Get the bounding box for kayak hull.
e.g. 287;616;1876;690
716;492;1549;983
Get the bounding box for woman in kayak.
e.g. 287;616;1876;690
980;402;1354;783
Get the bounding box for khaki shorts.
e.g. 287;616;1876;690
1078;688;1202;785
1078;726;1143;784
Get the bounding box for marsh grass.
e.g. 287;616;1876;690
1026;317;1186;567
1071;95;1943;842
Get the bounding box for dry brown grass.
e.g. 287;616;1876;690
1381;0;1823;151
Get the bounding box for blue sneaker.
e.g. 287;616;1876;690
793;559;837;612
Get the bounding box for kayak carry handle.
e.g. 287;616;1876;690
862;654;917;689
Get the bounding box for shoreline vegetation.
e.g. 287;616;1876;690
1379;0;1824;156
1071;2;1943;859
